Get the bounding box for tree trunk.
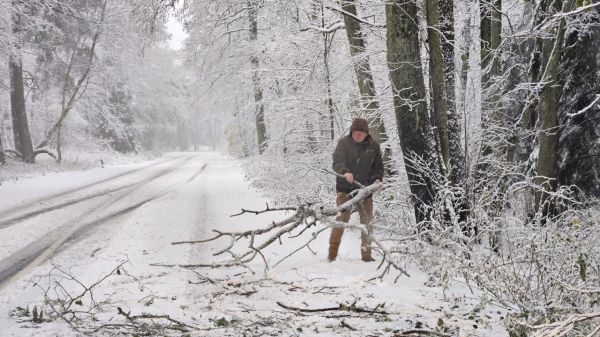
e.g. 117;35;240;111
321;3;335;141
248;0;267;153
0;130;6;164
439;0;465;185
425;0;450;174
479;0;502;92
386;0;439;224
479;0;502;160
535;0;572;219
339;0;387;144
521;2;549;131
557;3;600;198
514;0;552;162
458;2;471;173
9;5;34;164
427;0;470;230
475;0;504;249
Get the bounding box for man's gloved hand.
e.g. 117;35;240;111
374;179;382;191
344;172;354;184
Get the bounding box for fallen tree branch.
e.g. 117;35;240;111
25;259;200;336
231;203;297;216
4;149;21;158
156;182;411;280
171;210;301;245
272;218;322;268
341;319;357;331
393;329;452;337
276;301;388;315
34;148;57;159
116;307;197;332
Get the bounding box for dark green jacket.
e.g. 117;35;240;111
332;134;384;193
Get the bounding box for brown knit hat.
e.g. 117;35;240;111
350;118;369;134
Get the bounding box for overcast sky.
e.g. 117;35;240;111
166;16;188;50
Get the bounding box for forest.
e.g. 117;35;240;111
1;0;600;336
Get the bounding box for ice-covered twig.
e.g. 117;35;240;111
527;312;600;337
231;203;297;217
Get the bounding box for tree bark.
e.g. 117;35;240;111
339;0;387;145
514;0;552;158
479;0;501;92
439;0;465;185
425;0;450;174
0;131;6;164
479;0;502;160
521;1;550;131
458;2;471;174
386;0;439;224
9;4;34;164
556;3;600;198
321;2;335;141
248;0;267;153
535;0;572;218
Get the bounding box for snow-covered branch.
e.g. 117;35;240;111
553;2;600;18
529;312;600;337
567;94;600;118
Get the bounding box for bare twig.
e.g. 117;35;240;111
341;319;357;331
30;259;196;336
394;329;452;337
116;307;198;332
231;203;297;217
276;301;387;314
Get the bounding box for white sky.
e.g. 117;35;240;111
165;16;188;50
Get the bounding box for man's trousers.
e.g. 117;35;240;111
328;192;374;261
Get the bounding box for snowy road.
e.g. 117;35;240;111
0;152;508;336
0;154;200;285
0;151;281;333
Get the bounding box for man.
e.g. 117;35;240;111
329;118;384;262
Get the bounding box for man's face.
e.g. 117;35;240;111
351;130;367;143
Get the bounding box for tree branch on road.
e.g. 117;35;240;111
153;183;411;279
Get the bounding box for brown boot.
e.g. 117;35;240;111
361;246;375;262
328;246;338;262
328;228;344;261
360;230;374;262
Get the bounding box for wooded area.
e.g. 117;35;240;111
0;0;206;165
1;0;600;335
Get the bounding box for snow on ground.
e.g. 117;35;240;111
0;151;508;336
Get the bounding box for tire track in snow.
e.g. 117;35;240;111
0;154;186;222
0;196;156;287
57;160;206;254
187;163;208;183
0;155;190;229
0;181;155;229
0;154;200;289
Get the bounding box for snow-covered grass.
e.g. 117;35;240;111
0;146;156;184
